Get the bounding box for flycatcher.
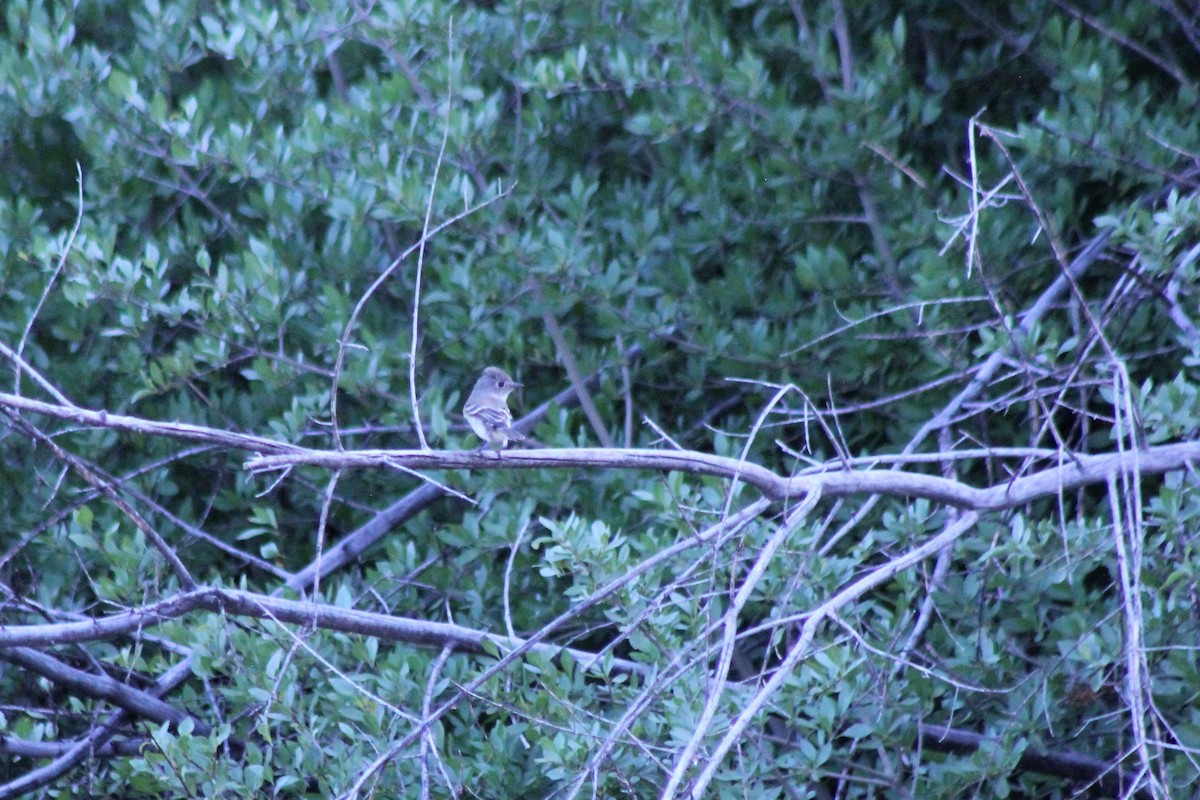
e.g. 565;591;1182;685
463;366;526;454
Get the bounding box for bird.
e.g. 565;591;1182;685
462;366;526;455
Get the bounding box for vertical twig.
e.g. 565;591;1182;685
830;0;854;91
503;516;530;641
408;20;455;452
327;184;510;452
419;645;455;800
898;427;958;658
16;163;83;396
616;333;634;448
1108;361;1166;798
966;112;984;277
309;470;341;601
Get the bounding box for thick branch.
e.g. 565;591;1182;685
247;441;1200;511
280;348;638;593
0;647;208;735
0;659;195;799
0;587;648;678
5;388;1197;513
918;723;1152;800
0;737;145;759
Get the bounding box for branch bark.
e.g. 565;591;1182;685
918;723;1153;800
0;587;649;678
246;440;1200;511
0;647;208;735
4;387;1197;514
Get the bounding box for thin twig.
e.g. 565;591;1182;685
329;186;512;450
419;646;455;800
683;511;981;799
503;517;531;641
15;164;83;397
661;493;818;798
332;500;771;798
616;333;634;448
4;410;197;591
0;340;77;407
407;20;455;452
642;415;684;451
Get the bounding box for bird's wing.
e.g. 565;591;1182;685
464;404;512;429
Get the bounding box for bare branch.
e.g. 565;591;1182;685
279;346;638;594
917;723;1155;800
0;737;145;759
0;391;302;454
0;658;194;799
5;411;197;591
15;164;83;398
405;20;455;453
5;383;1195;516
0;647;208;735
328;184;512;450
0;587;649;678
245;439;1200;512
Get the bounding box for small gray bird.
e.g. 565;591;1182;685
463;366;526;454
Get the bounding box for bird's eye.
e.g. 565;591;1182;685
498;380;506;387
